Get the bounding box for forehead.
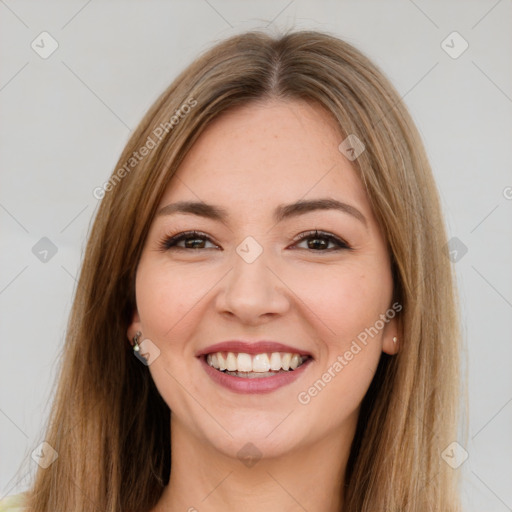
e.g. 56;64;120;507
163;99;370;215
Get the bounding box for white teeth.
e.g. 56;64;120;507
289;354;300;370
237;353;252;372
217;352;227;371
206;351;309;373
226;352;237;371
252;353;270;372
269;352;282;371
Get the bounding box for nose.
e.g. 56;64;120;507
214;246;290;325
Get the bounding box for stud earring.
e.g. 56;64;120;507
133;331;142;353
392;336;398;344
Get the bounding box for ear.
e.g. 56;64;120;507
127;308;142;345
381;316;400;356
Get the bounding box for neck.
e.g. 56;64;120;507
152;413;357;512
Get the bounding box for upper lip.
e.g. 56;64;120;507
196;341;313;358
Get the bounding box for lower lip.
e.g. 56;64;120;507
199;356;313;394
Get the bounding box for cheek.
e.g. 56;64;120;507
293;262;388;341
295;269;387;423
136;261;194;335
136;259;226;348
299;346;381;433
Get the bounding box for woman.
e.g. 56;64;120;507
2;29;463;511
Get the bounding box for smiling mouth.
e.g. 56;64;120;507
204;351;312;379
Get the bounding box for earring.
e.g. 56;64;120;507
133;331;142;352
392;336;398;344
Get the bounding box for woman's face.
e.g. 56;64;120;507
129;99;398;459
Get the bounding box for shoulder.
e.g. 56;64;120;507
0;492;28;511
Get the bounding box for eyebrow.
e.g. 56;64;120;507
156;198;368;227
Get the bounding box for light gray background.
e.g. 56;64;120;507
1;1;511;510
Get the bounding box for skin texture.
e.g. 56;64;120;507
128;99;399;512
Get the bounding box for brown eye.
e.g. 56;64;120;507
292;230;350;252
159;231;218;251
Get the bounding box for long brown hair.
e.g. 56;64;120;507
18;29;464;511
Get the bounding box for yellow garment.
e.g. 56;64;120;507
0;493;27;511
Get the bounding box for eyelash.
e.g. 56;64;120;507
157;229;351;253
